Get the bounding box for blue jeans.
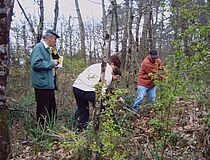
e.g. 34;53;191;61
131;85;157;112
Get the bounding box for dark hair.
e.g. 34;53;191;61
108;55;121;68
113;67;122;76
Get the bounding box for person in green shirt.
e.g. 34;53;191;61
31;29;60;125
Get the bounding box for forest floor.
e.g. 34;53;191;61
8;98;210;160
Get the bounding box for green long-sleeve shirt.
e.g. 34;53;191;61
31;41;55;89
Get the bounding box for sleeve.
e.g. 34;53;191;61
140;73;150;79
157;59;165;70
100;65;113;95
31;45;55;71
144;64;157;74
104;65;113;86
145;59;165;80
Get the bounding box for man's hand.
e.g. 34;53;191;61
148;72;153;77
148;72;158;80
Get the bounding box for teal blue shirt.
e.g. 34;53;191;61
31;42;55;89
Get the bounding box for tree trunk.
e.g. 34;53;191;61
102;0;107;38
140;1;152;56
36;0;44;43
22;24;30;66
125;0;136;88
124;0;133;70
148;1;154;49
121;0;129;68
113;0;119;52
103;0;115;62
69;16;73;56
22;24;27;56
0;0;15;159
59;22;63;53
75;0;86;63
53;0;59;31
16;0;36;42
16;0;44;43
208;0;210;51
135;0;143;53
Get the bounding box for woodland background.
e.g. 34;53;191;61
0;0;210;159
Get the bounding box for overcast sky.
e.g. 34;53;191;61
12;0;123;28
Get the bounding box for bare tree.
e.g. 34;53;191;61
208;0;210;51
103;0;115;60
135;0;144;53
124;0;133;69
37;0;44;43
68;16;73;56
52;0;59;54
59;22;64;53
13;25;21;60
22;24;27;56
16;0;44;43
75;0;86;63
148;1;154;49
102;0;107;37
86;20;94;64
53;0;59;31
121;0;129;68
140;0;152;56
0;0;15;159
113;0;119;52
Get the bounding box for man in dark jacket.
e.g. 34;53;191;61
31;29;60;125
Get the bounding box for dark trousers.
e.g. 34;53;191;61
73;87;95;130
34;88;57;125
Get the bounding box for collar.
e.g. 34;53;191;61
148;56;156;64
41;40;50;50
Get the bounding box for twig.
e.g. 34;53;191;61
16;0;36;39
8;107;34;119
8;98;35;119
120;102;140;117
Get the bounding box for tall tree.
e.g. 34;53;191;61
75;0;86;63
102;0;107;38
103;0;115;60
16;0;44;43
113;0;119;52
0;0;15;159
68;16;73;56
135;0;144;54
22;24;27;56
53;0;59;31
124;0;133;69
36;0;44;43
140;0;152;56
208;0;210;51
121;0;129;68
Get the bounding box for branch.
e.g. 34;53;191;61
121;103;140;117
16;0;37;40
8;107;34;119
175;60;210;76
